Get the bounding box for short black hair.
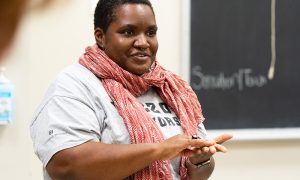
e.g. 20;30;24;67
94;0;154;33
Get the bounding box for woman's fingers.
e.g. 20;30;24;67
215;144;228;153
189;139;215;149
186;134;232;164
209;145;217;154
201;146;210;153
214;133;233;144
160;133;232;160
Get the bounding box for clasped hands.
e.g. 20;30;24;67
186;133;233;164
158;133;233;163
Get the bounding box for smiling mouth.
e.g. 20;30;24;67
135;54;147;57
131;54;150;61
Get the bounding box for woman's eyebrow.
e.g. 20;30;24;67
120;24;135;28
148;25;158;30
119;24;157;29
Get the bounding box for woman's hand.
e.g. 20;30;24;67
157;134;216;161
188;133;233;164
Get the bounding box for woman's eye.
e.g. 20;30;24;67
147;30;157;37
122;30;134;36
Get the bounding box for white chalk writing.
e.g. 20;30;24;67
191;66;268;91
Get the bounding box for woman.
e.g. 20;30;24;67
30;0;232;179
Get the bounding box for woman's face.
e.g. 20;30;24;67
95;4;158;75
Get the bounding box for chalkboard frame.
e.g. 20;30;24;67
180;0;300;140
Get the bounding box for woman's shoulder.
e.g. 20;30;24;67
31;63;111;124
56;63;98;84
39;63;108;107
53;63;104;94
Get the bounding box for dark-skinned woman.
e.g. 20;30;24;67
30;0;232;179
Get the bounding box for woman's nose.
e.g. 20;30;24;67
133;34;150;49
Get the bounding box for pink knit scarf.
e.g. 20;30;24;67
79;45;205;180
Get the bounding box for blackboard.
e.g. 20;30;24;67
189;0;300;130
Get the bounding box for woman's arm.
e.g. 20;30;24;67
46;134;215;180
47;142;160;180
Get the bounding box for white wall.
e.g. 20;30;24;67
0;0;299;179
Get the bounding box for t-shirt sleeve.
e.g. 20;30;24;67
30;96;103;167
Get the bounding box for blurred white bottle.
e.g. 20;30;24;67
0;67;14;124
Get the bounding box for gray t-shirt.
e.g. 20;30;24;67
30;63;208;180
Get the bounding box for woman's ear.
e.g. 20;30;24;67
94;27;105;50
